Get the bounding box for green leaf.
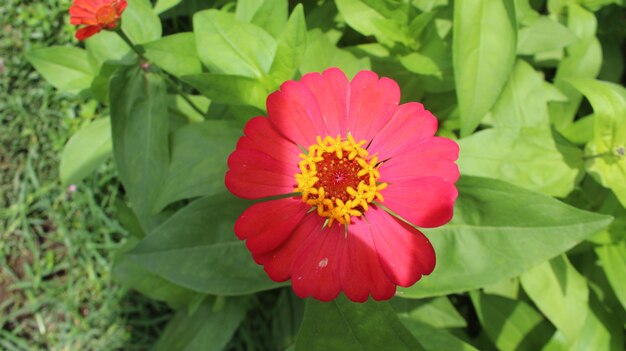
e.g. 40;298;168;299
596;241;626;311
520;255;589;343
153;120;240;212
272;290;305;351
121;0;162;44
453;0;517;136
235;0;288;38
26;46;95;94
269;4;307;86
154;0;182;14
517;17;577;55
399;52;443;78
114;249;206;310
181;73;267;110
85;31;133;68
299;29;370;79
128;194;285;295
568;79;626;207
391;296;466;328
110;66;169;232
144;33;202;77
155;298;247;351
562;114;595;145
296;296;425;351
470;291;554;350
458;60;581;197
193;9;277;78
398;176;612;298
335;0;412;46
548;4;602;130
60;118;112;186
399;318;478;351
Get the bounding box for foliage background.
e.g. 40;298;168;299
4;0;626;350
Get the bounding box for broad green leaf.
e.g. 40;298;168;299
269;5;307;86
168;94;210;123
399;318;478;351
122;0;162;44
85;31;133;68
26;46;95;94
335;0;412;46
154;0;182;14
453;0;517;136
562;114;595;145
570;294;624;351
419;21;455;93
181;73;267;110
193;9;276;78
128;195;285;295
299;29;370;79
296;297;425;351
482;277;519;299
568;79;626;207
110;66;169;232
391;297;466;328
144;33;202;77
236;0;288;37
153;121;240;212
60;118;112;186
272;290;305;351
596;241;626;310
548;4;602;130
399;53;442;78
155;298;247;351
520;255;589;343
114;249;206;310
470;291;554;350
598;34;625;83
458;60;581;197
517;17;577;55
398;176;612;298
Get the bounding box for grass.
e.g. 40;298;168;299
0;0;171;349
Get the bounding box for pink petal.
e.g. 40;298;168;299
347;71;400;142
234;197;309;256
381;177;457;228
262;214;325;282
236;116;301;165
75;25;102;41
366;207;436;287
267;80;328;147
300;68;350;136
339;217;396;302
225;149;297;199
291;222;344;301
380;137;460;184
369;102;438;160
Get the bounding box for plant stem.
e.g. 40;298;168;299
113;29;206;119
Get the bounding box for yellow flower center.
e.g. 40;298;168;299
294;135;387;227
96;5;118;27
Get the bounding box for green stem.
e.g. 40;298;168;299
113;29;206;118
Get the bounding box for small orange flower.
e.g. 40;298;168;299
69;0;127;41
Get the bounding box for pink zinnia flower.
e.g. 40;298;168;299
225;67;459;302
69;0;127;41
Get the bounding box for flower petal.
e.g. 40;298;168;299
300;68;350;137
380;137;460;183
291;222;344;301
382;177;457;228
267;80;328;147
75;25;102;41
366;207;436;287
339;217;396;302
225;149;297;199
347;71;400;142
261;214;324;282
236;116;301;165
235;197;309;256
369;102;438;160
